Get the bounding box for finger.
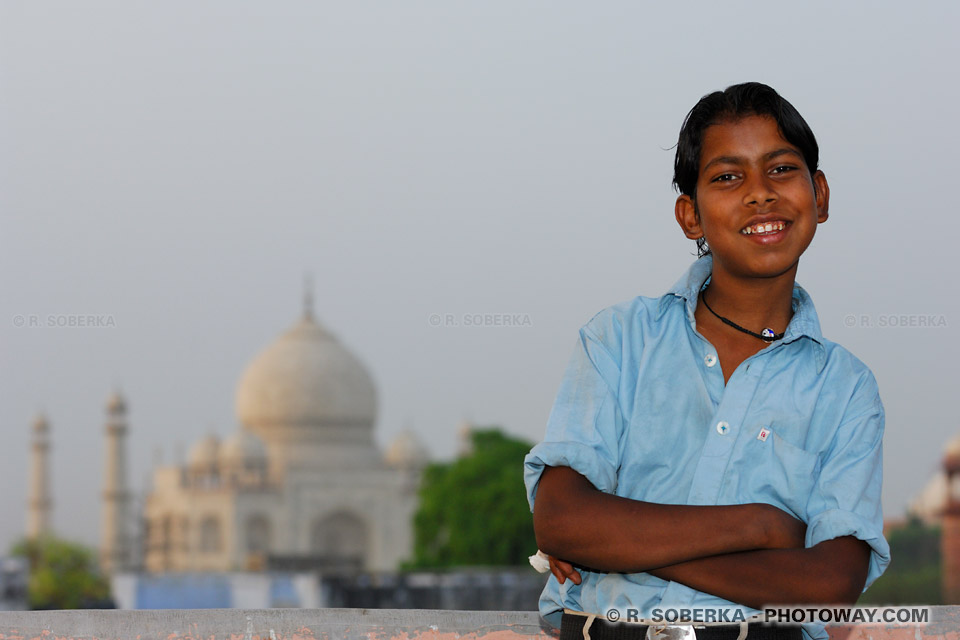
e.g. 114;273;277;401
562;564;582;585
555;558;575;574
548;558;566;584
552;557;582;585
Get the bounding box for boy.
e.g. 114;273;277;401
523;83;889;640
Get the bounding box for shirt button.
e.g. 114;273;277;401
716;421;730;435
704;354;718;367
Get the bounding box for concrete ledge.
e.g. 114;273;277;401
0;609;554;640
0;608;958;640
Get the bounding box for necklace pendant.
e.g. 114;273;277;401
761;327;776;341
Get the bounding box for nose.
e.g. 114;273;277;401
742;171;778;208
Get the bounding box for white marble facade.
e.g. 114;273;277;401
143;306;427;573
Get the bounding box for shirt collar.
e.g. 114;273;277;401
657;255;827;372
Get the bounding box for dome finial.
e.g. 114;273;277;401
303;272;315;321
107;387;127;415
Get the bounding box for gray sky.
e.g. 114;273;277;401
1;1;957;553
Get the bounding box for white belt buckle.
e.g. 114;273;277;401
645;625;696;640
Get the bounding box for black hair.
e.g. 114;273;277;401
673;82;820;257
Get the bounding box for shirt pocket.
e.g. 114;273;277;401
729;431;821;522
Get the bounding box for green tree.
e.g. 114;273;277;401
858;518;941;604
408;428;537;568
11;535;112;609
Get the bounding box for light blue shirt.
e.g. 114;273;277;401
524;256;890;639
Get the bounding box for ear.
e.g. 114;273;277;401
675;195;703;240
813;171;829;223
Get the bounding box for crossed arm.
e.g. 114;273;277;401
533;466;871;608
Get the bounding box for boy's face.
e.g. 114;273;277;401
675;115;829;281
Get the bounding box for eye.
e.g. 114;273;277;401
771;165;798;175
711;173;738;183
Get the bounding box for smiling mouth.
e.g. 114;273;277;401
741;221;789;235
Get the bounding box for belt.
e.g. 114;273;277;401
559;612;802;640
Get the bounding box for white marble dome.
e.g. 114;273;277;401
385;429;430;469
188;434;220;468
219;429;267;469
947;434;960;460
235;313;377;433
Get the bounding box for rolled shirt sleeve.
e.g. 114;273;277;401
524;324;625;512
804;373;890;590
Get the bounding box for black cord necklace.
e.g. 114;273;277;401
700;290;784;343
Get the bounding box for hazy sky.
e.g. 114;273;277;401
2;1;958;554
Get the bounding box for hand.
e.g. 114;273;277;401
759;504;807;550
548;554;582;585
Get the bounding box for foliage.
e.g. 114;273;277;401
858;518;941;604
408;428;537;568
10;535;112;609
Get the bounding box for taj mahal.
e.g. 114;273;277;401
26;294;430;578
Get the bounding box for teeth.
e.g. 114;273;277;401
741;221;786;235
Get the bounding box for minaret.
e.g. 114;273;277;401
101;390;131;574
26;413;52;539
303;272;315;321
456;418;474;457
943;437;960;603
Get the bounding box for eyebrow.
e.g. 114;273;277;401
702;148;803;172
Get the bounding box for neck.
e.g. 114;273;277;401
701;262;797;333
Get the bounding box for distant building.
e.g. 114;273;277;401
26;413;52;540
102;391;133;574
942;437;960;603
903;435;960;603
141;301;429;573
906;435;960;528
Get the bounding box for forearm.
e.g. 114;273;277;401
533;466;794;572
648;537;871;609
